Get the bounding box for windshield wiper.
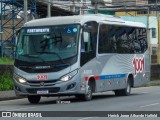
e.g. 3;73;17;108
19;54;52;67
36;51;69;66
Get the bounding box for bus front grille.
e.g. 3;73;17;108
26;87;60;94
27;80;58;87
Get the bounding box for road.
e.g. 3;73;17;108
0;86;160;120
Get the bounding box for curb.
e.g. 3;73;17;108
0;90;24;101
0;96;24;101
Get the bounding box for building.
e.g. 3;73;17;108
112;0;148;5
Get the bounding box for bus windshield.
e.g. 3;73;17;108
16;24;80;63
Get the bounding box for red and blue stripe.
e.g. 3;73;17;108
85;74;126;81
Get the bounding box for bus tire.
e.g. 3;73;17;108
77;81;93;101
27;95;41;104
114;78;131;96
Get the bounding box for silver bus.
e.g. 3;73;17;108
14;14;150;103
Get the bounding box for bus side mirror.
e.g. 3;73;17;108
82;32;91;52
83;24;92;32
16;28;21;36
15;28;21;45
83;32;89;43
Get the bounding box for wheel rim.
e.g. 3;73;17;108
87;86;92;98
126;82;131;93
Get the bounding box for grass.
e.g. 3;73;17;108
0;72;14;91
143;80;160;87
0;58;14;64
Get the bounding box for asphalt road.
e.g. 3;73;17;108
0;86;160;120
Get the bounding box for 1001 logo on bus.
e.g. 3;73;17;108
133;56;144;76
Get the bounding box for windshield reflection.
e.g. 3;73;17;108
16;25;80;63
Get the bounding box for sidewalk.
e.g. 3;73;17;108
0;90;22;101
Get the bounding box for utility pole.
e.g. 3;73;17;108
147;7;152;63
72;0;76;13
0;2;3;57
156;0;158;15
79;0;82;15
147;7;150;31
47;0;51;17
24;0;28;23
81;0;87;14
95;2;98;14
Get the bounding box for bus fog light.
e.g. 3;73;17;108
67;83;76;90
15;86;21;92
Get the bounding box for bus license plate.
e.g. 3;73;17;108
37;90;48;94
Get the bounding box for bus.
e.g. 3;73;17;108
14;14;150;104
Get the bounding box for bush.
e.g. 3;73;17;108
143;80;160;87
0;71;14;91
0;58;14;64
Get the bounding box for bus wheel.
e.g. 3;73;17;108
114;78;131;96
27;95;41;104
77;81;93;101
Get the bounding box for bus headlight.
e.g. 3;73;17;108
60;69;78;82
18;78;27;84
14;74;27;84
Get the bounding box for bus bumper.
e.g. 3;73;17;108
14;78;86;97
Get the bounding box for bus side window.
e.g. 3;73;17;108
80;21;98;66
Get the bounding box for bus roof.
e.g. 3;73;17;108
24;14;146;28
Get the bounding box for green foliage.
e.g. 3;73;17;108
143;80;160;87
0;58;14;64
0;72;14;91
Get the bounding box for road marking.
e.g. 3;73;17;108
77;117;95;120
5;107;36;111
140;103;159;108
139;92;149;94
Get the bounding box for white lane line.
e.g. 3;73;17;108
5;107;36;111
140;103;159;108
77;117;96;120
139;92;149;94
